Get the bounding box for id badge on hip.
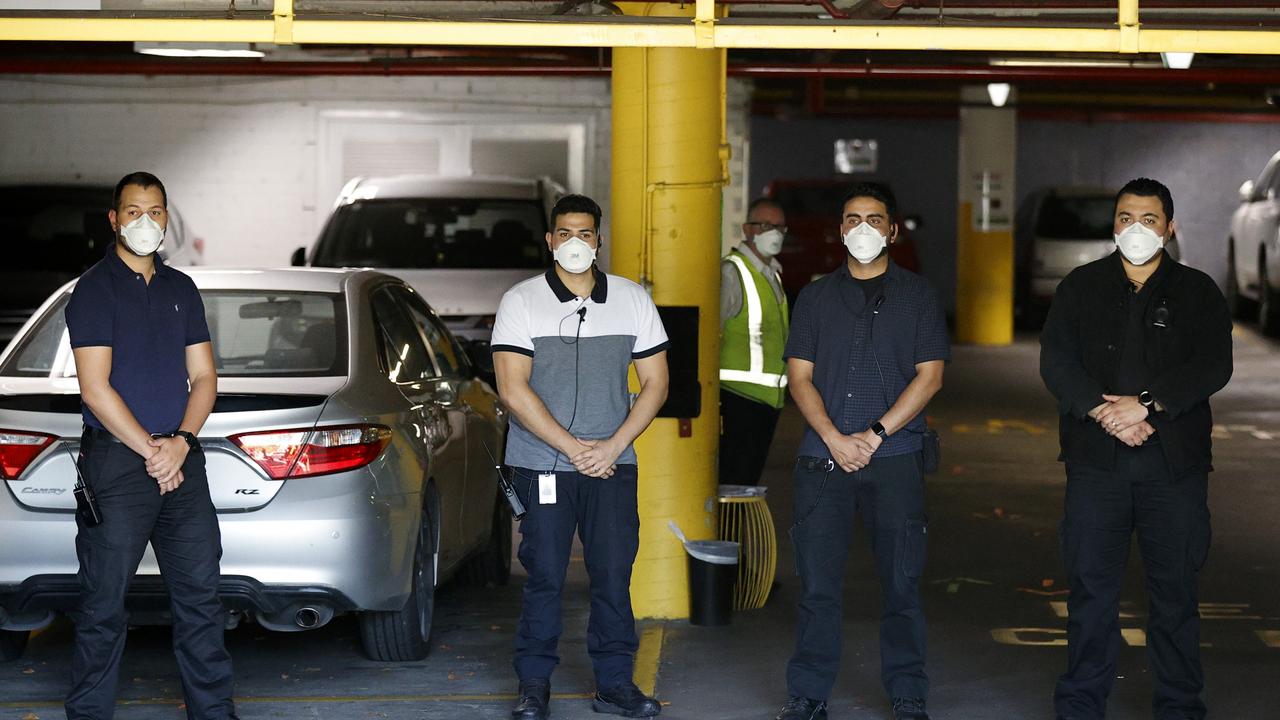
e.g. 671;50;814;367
538;473;557;505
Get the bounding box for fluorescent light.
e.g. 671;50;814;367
134;42;264;59
989;58;1162;69
1161;52;1195;70
987;83;1011;108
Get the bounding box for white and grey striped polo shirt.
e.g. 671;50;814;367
492;267;669;470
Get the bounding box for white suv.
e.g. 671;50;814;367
294;175;565;342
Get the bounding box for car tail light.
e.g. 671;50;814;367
230;424;392;480
0;429;57;480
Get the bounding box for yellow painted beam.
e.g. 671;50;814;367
273;0;294;45
0;17;1277;55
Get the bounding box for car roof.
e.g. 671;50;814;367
181;267;385;294
338;174;542;205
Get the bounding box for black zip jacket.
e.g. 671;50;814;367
1040;251;1233;477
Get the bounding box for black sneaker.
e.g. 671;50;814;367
593;681;661;717
892;696;931;720
512;678;550;720
776;696;828;720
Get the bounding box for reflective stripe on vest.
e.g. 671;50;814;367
719;254;788;390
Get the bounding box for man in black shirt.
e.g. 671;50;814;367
1040;178;1232;720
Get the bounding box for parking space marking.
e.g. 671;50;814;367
633;622;666;697
1257;630;1280;649
1212;424;1279;441
2;692;598;711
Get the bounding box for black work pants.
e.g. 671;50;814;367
511;465;640;689
1055;442;1211;720
66;429;236;720
719;389;782;487
786;452;929;703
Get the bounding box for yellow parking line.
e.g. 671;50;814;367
632;622;666;697
2;692;596;709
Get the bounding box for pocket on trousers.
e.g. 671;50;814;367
900;515;929;580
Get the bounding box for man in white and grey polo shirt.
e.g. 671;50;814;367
492;194;669;720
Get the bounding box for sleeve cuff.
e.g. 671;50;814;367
491;344;534;358
632;341;669;359
69;339;112;349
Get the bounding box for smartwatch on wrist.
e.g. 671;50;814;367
174;430;200;451
1138;391;1155;409
870;421;889;439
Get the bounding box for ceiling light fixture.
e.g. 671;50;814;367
1161;52;1195;70
134;42;265;59
986;83;1011;108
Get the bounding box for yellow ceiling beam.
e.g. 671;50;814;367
0;16;1277;56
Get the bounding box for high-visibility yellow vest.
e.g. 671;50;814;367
719;250;789;409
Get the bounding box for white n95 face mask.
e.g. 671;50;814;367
1114;222;1164;266
553;236;596;274
843;223;887;264
119;214;165;256
753;228;784;257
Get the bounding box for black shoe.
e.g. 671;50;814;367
776;696;827;720
593;681;661;717
512;678;551;720
892;696;931;720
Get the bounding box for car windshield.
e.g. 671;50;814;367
312;198;550;270
0;290;346;378
1035;195;1115;240
0;187;115;273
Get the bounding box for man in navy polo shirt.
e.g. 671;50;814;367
492;194;668;720
63;172;236;720
776;183;949;720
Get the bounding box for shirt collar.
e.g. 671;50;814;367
735;242;782;276
104;243;167;279
545;265;608;304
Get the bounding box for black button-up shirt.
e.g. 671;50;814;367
784;261;950;459
1040;251;1232;477
65;246;210;434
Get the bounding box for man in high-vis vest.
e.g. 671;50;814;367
719;198;789;487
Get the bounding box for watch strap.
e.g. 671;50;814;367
871;421;888;439
175;430;200;450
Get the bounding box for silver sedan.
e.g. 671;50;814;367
0;267;511;662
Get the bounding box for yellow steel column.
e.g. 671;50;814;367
613;2;727;618
955;86;1016;345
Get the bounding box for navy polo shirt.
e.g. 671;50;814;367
784;261;950;459
64;246;211;434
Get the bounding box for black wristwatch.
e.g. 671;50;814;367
174;430;200;451
870;421;889;439
1138;391;1155;408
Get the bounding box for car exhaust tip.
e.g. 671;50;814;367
294;607;321;629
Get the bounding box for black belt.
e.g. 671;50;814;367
82;425;124;444
797;456;836;472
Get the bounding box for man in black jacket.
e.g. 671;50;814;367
1040;178;1232;720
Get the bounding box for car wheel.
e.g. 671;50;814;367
460;495;513;588
358;511;437;662
1226;241;1257;320
1;629;29;662
1261;255;1280;336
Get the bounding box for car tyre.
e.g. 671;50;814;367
460;495;513;588
1226;241;1257;320
1260;255;1280;336
358;510;437;662
1;629;29;662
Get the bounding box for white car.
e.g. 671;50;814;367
1226;149;1280;335
293;175;565;342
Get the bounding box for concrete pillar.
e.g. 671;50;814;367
612;3;727;618
955;85;1017;345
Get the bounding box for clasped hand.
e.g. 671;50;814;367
568;437;620;478
144;436;188;495
1091;394;1154;447
826;429;883;473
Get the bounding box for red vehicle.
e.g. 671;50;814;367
764;179;922;303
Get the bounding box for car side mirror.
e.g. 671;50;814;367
290;247;307;266
1239;180;1256;202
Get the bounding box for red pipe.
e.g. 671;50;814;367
3;58;1279;87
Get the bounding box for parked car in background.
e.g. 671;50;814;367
0;184;203;346
0;268;510;663
764;179;922;304
1226;149;1280;335
295;174;565;342
1016;186;1180;326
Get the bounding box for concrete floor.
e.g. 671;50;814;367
3;328;1278;719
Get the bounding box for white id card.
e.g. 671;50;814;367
538;473;557;505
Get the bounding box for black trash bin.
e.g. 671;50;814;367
684;540;739;626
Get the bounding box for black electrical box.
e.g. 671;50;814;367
654;305;700;419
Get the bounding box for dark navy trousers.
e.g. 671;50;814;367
786;451;930;703
66;429;236;720
1055;443;1211;720
511;465;640;688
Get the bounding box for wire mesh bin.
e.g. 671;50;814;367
716;485;777;611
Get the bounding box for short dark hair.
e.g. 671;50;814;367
112;171;167;211
549;194;602;234
746;197;783;219
840;182;898;220
1115;177;1174;221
